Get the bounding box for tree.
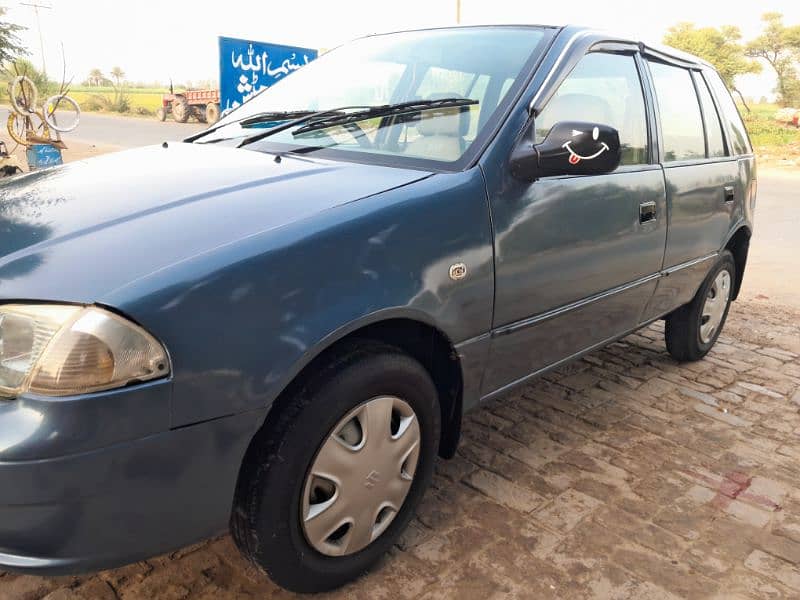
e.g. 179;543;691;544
7;57;49;92
0;7;27;66
745;12;800;106
664;22;761;111
110;66;125;87
108;66;128;109
87;67;105;86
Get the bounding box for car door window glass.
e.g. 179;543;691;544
535;52;648;165
704;70;751;155
648;61;705;162
693;72;726;157
403;68;494;154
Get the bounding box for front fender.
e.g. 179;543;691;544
104;168;494;427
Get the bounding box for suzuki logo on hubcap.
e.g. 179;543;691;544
364;470;381;489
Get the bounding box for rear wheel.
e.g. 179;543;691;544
665;250;735;361
172;97;190;123
205;102;220;125
231;342;440;593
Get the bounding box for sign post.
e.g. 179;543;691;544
218;37;318;114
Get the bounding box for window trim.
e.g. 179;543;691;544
633;52;658;166
688;70;710;159
691;70;729;158
645;59;708;165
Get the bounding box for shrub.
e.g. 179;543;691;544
80;91;130;113
110;92;130;113
82;93;110;111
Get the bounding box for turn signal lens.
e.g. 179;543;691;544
0;304;169;399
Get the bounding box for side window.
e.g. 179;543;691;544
704;70;751;155
693;72;726;157
648;61;705;162
535;52;648;166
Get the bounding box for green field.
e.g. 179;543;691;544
67;86;167;115
741;103;800;149
0;81;168;116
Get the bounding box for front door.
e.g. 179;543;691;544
482;50;667;395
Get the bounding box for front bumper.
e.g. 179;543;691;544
0;383;266;574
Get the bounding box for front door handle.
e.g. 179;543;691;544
639;201;657;223
724;185;735;202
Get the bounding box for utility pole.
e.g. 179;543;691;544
456;0;461;24
20;1;52;76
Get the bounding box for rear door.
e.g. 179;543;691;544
642;60;741;319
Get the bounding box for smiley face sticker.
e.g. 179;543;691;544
562;126;610;165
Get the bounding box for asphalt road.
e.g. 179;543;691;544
739;170;800;308
2;108;206;149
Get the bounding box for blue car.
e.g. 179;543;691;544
0;25;754;592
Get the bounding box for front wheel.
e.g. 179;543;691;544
231;343;440;593
665;250;735;362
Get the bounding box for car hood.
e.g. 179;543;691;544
0;143;431;302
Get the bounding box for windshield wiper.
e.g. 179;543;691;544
236;98;478;149
235;105;377;148
291;98;479;136
186;109;339;143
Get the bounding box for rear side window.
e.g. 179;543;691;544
693;72;726;158
535;52;648;165
704;70;751;155
648;61;705;162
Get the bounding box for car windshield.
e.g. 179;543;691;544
199;27;551;167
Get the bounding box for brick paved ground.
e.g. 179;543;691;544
2;299;799;600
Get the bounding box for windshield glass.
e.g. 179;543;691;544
202;27;551;166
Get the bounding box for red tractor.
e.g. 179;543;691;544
157;89;221;124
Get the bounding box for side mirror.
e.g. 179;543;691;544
510;121;622;181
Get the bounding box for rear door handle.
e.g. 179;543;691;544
724;185;735;202
639;201;657;223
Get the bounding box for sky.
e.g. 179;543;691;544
5;0;800;98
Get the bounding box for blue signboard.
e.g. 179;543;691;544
26;144;63;170
218;36;317;114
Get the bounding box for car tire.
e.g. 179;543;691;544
665;250;736;362
231;341;440;593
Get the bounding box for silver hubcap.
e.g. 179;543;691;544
700;270;731;344
301;396;421;557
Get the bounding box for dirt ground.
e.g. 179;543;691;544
1;153;799;599
5;139;121;168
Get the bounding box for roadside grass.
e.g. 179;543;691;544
741;103;800;164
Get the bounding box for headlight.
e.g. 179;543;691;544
0;304;169;399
